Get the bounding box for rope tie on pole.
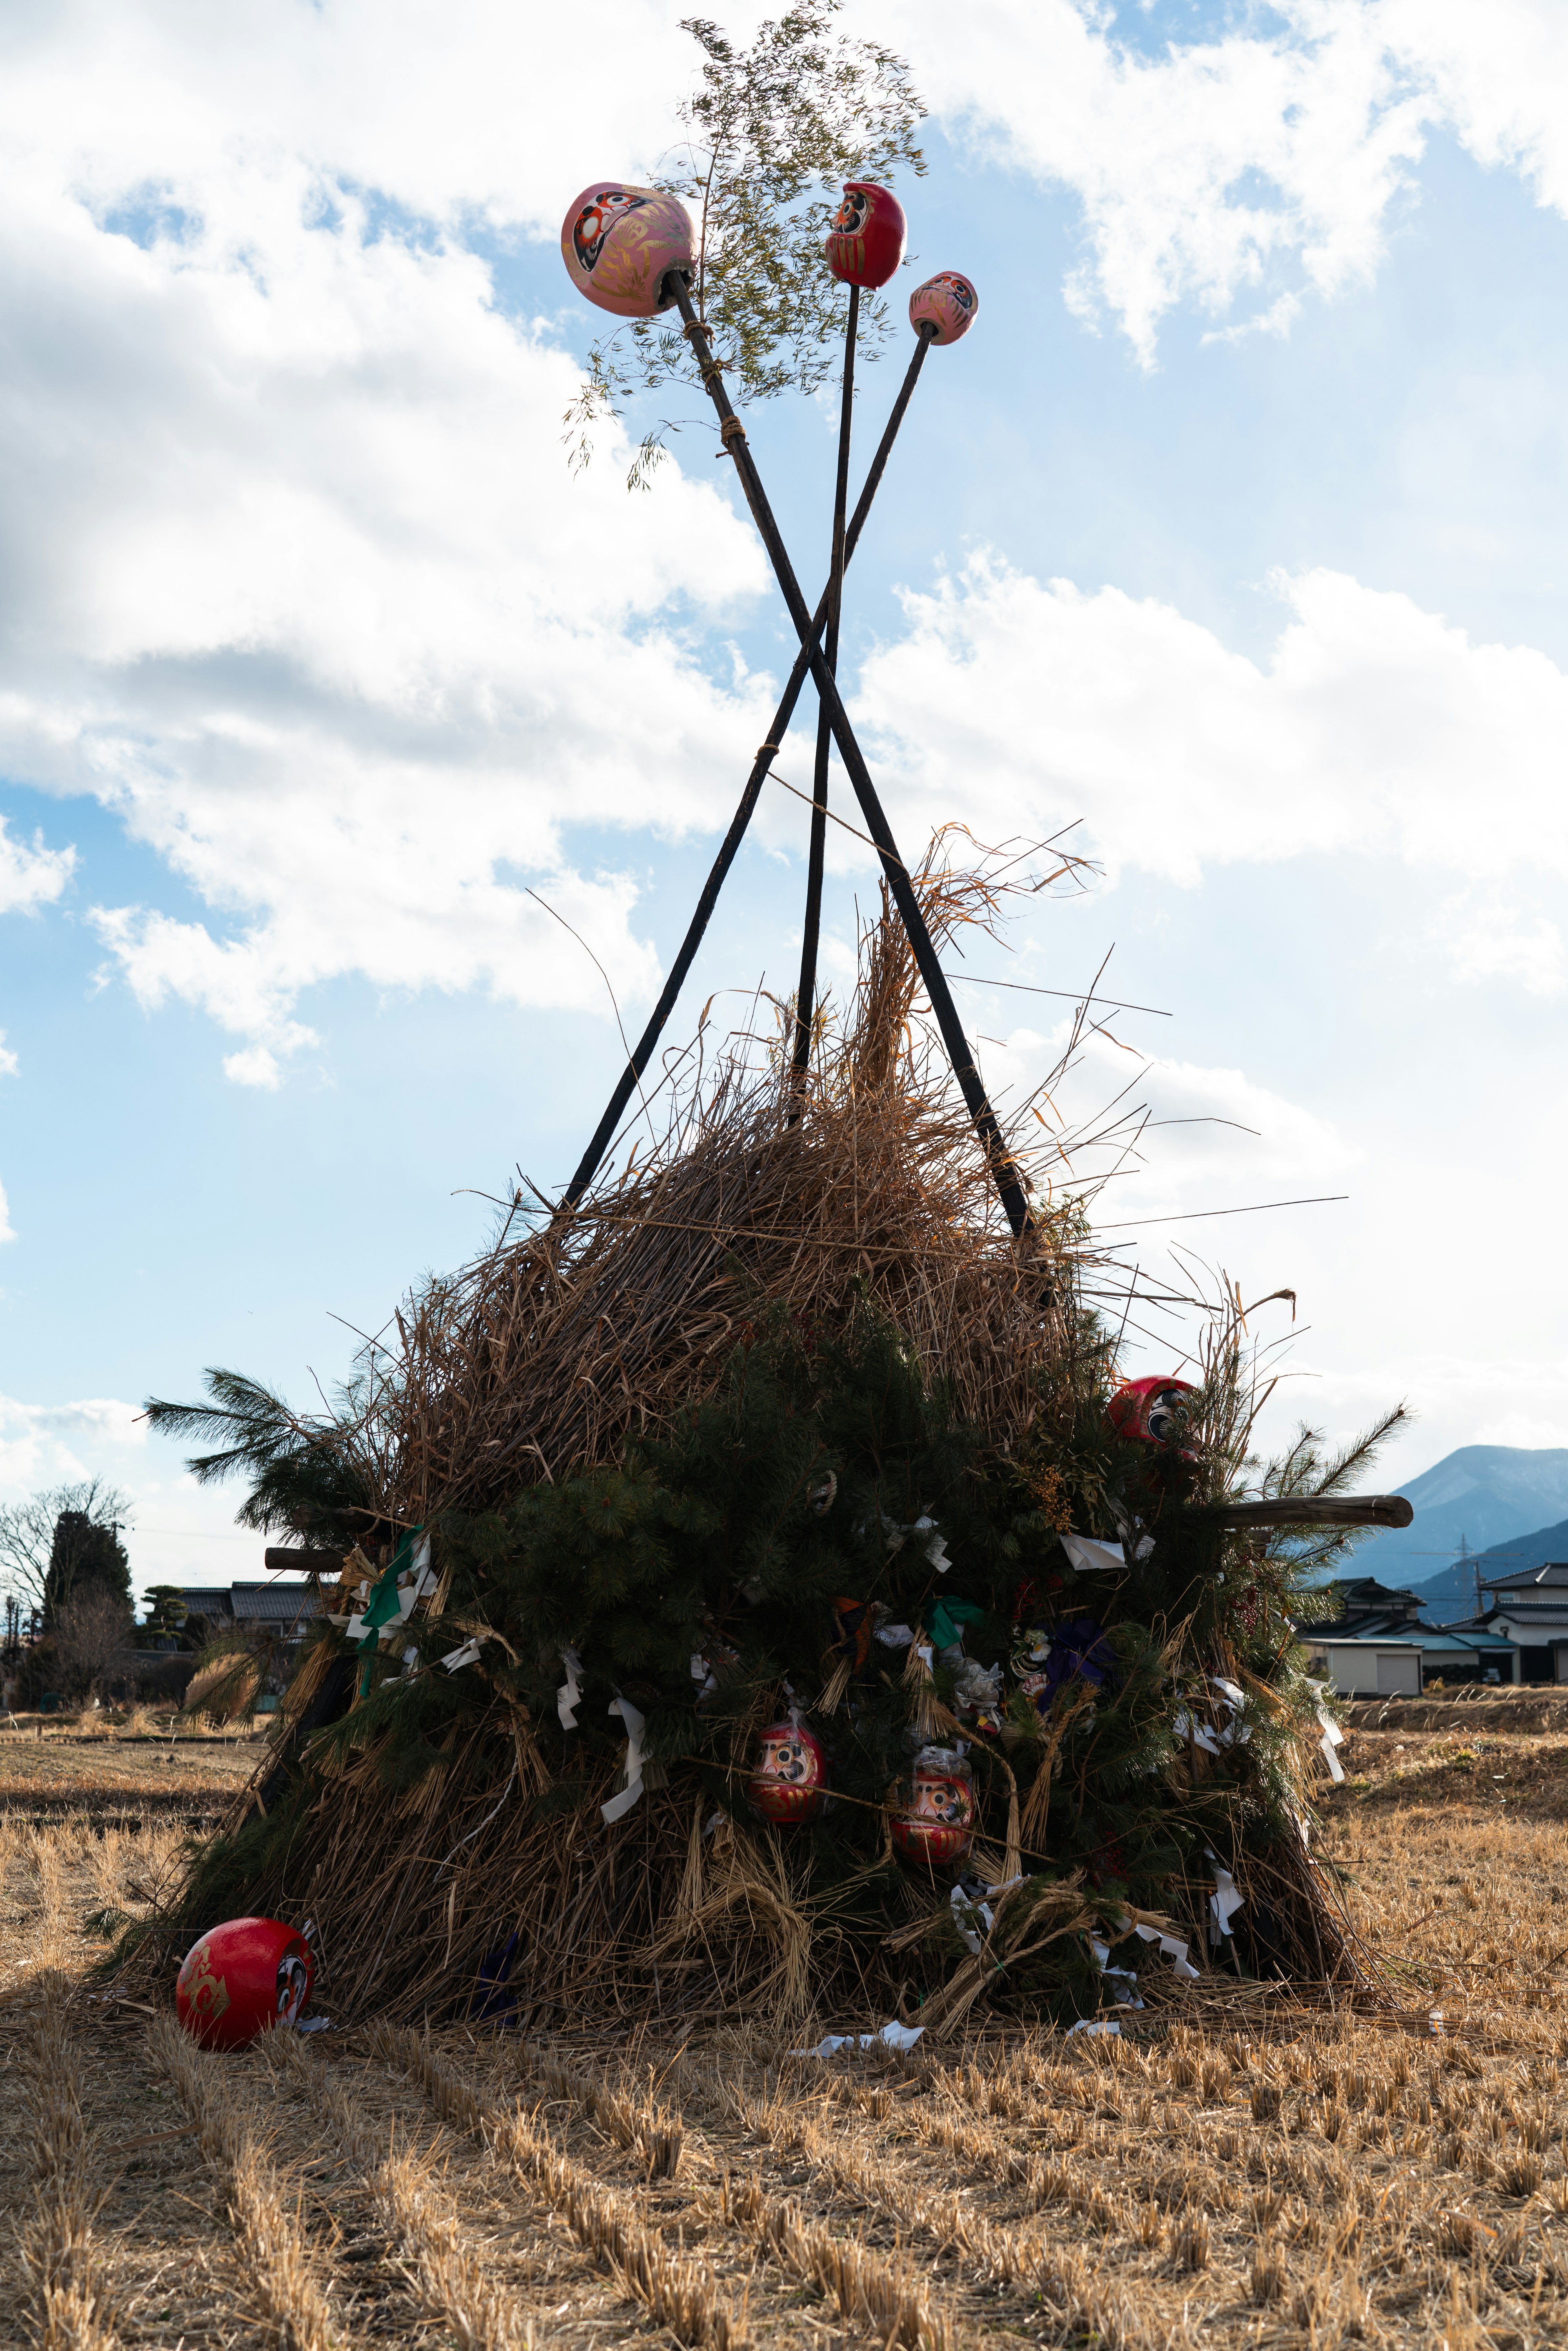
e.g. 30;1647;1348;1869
719;417;747;450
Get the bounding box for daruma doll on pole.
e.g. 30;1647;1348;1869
559;183;695;319
823;182;907;290
909;270;978;345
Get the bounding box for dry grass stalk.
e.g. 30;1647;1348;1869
719;2170;953;2351
372;2023;748;2351
527;2048;684;2179
17;1983;120;2351
267;2030;529;2351
147;2014;336;2351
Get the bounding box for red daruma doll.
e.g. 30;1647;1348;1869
1107;1375;1196;1450
823;182;906;290
892;1745;974;1866
176;1916;313;2050
748;1716;827;1823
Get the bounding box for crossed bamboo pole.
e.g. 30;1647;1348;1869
563;310;938;1210
669;279;1033;1239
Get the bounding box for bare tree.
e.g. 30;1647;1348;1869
0;1480;132;1622
51;1588;136;1701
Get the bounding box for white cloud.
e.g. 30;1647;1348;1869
0;814;73;914
0;6;776;1078
0;1394;146;1493
851;558;1568;929
885;0;1568;361
1441;897;1566;998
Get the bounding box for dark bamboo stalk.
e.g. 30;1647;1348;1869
790;282;858;1106
1197;1495;1414;1532
670;280;1033;1241
561;322;935;1210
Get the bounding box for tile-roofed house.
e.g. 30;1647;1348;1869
1444;1561;1568;1683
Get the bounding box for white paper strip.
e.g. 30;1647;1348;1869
1133;1920;1201;1981
1067;2018;1121;2039
557;1647;583;1730
1316;1700;1346;1783
1061;1533;1126;1574
440;1638;482;1674
1209;1861;1245;1940
794;2019;924;2057
600;1695;647;1825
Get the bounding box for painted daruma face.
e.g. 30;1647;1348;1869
1107;1375;1197;1449
823;181;907;290
748;1719;826;1823
891;1747;974;1866
909;271;978;345
175;1916;314;2050
560;183;695;319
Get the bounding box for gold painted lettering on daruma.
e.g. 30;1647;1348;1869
176;1937;232;2032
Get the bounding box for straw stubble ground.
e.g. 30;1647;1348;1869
7;1697;1568;2349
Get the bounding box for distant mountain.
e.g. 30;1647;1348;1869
1403;1515;1568;1621
1315;1446;1568;1614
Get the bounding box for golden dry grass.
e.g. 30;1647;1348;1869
6;1711;1568;2347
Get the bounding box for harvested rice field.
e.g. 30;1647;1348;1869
6;1693;1568;2351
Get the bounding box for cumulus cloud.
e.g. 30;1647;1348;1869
886;0;1568;360
0;6;775;1078
0;1393;146;1493
851;559;1568;928
0;814;73;914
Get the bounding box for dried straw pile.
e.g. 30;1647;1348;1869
388;851;1072;1516
128;843;1388;2036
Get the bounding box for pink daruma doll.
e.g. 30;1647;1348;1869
560;183;695;319
909;270;978;345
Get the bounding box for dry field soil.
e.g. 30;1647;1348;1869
5;1692;1568;2350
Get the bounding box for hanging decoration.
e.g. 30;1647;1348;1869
748;1716;827;1823
891;1744;974;1865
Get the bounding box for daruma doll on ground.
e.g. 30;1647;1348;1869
175;1915;313;2049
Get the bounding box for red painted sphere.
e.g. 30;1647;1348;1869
909;271;978;345
560;182;695;319
1107;1375;1197;1448
175;1916;313;2050
823;182;906;290
891;1747;974;1867
748;1719;826;1824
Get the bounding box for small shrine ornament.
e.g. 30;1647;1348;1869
909;271;978;345
891;1744;974;1865
748;1716;826;1823
823;181;906;289
559;182;695;319
175;1915;313;2050
1107;1374;1197;1449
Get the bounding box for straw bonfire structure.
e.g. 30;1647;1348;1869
134;845;1399;2038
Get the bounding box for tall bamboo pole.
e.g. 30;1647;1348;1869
789;283;858;1106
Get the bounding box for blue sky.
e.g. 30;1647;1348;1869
2;0;1566;1598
